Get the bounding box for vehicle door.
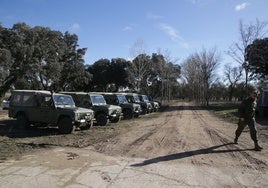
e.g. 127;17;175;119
36;95;56;124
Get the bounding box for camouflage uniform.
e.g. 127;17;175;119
234;95;263;151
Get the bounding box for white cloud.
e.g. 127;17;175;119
235;2;250;11
159;23;179;41
147;12;163;20
122;26;133;31
69;23;80;32
158;23;189;49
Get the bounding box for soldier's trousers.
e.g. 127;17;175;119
235;118;258;142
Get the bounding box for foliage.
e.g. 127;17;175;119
0;23;90;96
87;58;130;92
246;38;268;79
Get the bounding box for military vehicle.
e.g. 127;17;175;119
101;92;142;119
61;92;123;126
138;94;160;112
120;93;152;115
8;90;94;134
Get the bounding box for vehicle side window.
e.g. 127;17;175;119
82;98;91;106
22;94;32;106
10;94;21;105
40;96;52;107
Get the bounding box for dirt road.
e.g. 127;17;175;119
0;101;267;187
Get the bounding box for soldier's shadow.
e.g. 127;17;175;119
130;143;253;167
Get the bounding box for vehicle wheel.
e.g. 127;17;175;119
96;113;108;126
58;117;74;134
123;109;133;120
81;121;93;130
134;113;139;118
111;116;120;123
17;113;30;129
141;107;147;115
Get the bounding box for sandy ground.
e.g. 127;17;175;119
0;101;267;187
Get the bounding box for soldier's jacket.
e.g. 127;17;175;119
238;97;256;121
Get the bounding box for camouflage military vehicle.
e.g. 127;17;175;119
120;93;152;115
61;92;123;126
256;88;268;117
101;92;142;119
8;90;95;134
138;94;160;112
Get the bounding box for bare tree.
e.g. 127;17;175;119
228;19;268;94
182;48;220;105
224;65;243;101
128;39;150;92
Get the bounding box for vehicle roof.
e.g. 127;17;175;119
117;92;138;95
61;91;88;95
11;90;51;95
11;90;70;96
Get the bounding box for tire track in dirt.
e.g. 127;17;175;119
121;105;184;157
192;107;267;171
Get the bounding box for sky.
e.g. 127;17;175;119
0;0;267;67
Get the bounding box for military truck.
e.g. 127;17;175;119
61;92;123;126
138;94;160;112
120;93;152;115
256;88;268;117
101;92;142;119
8;90;95;134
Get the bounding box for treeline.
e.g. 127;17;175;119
1;22;268;105
0;23;180;101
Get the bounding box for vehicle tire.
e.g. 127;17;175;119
81;121;93;130
17;113;30;129
111;116;120;123
123;109;133;120
96;113;108;126
58;117;74;134
141;107;147;115
134;113;139;118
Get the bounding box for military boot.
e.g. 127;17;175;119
254;141;263;151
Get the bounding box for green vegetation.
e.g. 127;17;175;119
206;102;240;123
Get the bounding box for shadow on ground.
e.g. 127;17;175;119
130;143;255;167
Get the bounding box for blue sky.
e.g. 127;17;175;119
0;0;267;67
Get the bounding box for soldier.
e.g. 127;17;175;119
234;89;263;151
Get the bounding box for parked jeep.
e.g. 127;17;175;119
8;90;95;134
139;94;160;112
101;92;142;119
120;93;152;115
61;92;123;126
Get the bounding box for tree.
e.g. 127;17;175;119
246;38;268;79
109;58;130;91
228;19;267;94
224;65;243;101
127;54;151;92
59;32;92;91
31;26;67;90
87;59;110;91
0;23;39;96
182;48;220;105
181;54;201;102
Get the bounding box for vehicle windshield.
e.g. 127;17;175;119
117;95;128;104
53;95;76;107
90;95;107;105
142;95;149;102
133;95;141;102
